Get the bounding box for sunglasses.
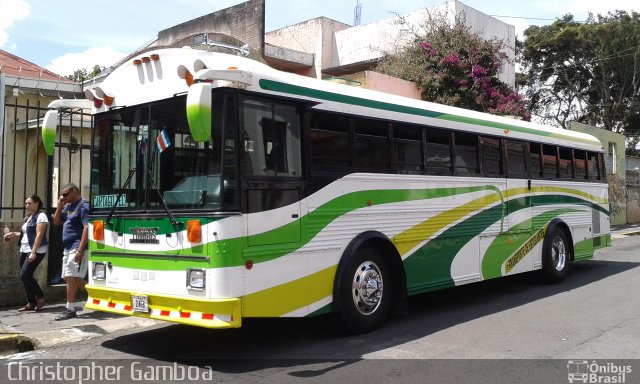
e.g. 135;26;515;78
61;190;73;197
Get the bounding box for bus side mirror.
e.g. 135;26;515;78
186;82;212;142
42;110;58;156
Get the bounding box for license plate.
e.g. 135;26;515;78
131;295;149;313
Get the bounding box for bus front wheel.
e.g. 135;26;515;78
542;227;572;283
335;246;392;333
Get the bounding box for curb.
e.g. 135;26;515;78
612;231;640;239
0;317;159;356
0;334;35;356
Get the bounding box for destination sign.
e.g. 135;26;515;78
92;194;127;209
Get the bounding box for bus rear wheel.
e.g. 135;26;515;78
542;227;572;283
335;246;392;333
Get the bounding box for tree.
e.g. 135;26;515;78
376;11;530;120
68;65;105;82
520;11;640;150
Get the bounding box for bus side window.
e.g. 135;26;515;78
354;118;390;172
506;140;528;178
480;136;503;177
599;153;606;180
542;144;559;179
310;112;350;170
454;132;479;176
559;147;574;179
574;149;587;180
587;152;600;181
529;143;543;178
393;123;423;175
425;128;452;175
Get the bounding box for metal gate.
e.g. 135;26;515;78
1;95;90;284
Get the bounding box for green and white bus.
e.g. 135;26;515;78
44;48;610;333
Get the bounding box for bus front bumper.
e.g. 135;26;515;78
85;285;242;329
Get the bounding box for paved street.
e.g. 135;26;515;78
2;235;639;383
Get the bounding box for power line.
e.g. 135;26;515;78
524;45;640;73
489;14;587;23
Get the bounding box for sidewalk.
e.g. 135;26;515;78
610;223;640;239
0;300;159;357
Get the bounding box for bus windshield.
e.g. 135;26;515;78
90;94;235;213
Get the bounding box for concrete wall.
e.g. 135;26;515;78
152;0;265;55
627;170;640;224
455;1;515;88
569;121;627;225
326;70;422;99
333;14;416;68
265;17;350;78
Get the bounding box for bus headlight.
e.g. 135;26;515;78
187;268;205;290
93;262;107;280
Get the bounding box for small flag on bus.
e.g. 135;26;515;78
156;129;171;153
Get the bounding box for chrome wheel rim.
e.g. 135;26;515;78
352;261;384;315
551;235;567;272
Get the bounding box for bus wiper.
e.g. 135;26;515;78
147;168;182;227
106;167;136;226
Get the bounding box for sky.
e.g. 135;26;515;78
0;0;638;77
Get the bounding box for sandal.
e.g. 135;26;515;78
35;297;45;311
17;304;35;312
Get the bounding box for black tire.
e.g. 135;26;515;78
334;245;392;333
542;227;572;283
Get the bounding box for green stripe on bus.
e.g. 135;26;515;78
90;187;607;271
481;208;583;279
87;254;211;271
90;185;493;270
403;195;605;294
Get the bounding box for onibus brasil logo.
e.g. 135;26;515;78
567;360;632;383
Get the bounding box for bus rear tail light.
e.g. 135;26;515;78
93;220;105;241
187;220;201;243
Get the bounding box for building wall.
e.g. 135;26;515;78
326;71;422;99
626;170;640;224
1;95;53;220
265;17;351;78
455;1;515;88
333;14;416;69
151;0;265;55
569;121;627;225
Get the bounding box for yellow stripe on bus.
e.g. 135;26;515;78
392;185;605;258
392;193;503;257
242;265;338;317
504;186;607;204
